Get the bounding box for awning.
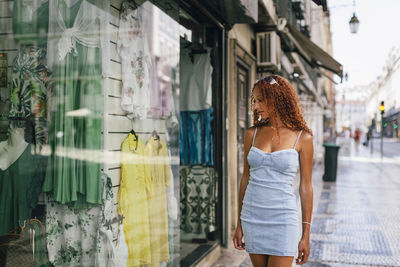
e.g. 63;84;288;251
223;0;258;24
199;0;258;25
312;0;328;11
285;24;343;78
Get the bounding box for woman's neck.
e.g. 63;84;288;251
271;116;284;129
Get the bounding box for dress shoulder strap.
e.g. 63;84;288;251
251;127;258;147
293;130;303;149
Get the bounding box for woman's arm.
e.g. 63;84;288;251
296;132;314;265
233;127;254;250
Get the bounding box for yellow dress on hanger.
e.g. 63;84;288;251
119;133;152;266
145;137;171;265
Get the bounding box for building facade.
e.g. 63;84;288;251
0;0;240;265
335;85;368;134
224;0;342;252
365;45;400;138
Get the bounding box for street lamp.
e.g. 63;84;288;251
380;101;385;158
349;14;360;33
349;0;360;34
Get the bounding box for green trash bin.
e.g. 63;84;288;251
323;143;340;182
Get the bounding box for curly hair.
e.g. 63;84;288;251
251;74;313;136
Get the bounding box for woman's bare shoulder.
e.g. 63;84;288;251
244;126;257;141
300;131;313;142
299;131;313;152
247;125;257;131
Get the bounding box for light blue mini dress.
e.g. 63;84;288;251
240;127;302;256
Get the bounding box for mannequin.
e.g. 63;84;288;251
0;128;28;171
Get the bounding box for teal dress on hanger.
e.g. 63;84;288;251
43;0;103;208
12;0;49;45
0;144;47;235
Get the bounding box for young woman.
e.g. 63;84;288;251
233;75;314;266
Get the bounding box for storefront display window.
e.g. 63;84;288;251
0;0;220;266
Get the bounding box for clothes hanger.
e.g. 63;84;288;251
130;120;138;141
181;38;207;52
187;40;207;63
152;130;160;140
128;0;140;9
130;129;138;141
180;37;192;49
190;41;207;54
191;48;207;54
151;130;162;152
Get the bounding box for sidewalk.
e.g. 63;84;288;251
212;142;400;266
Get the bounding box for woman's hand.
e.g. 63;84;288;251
296;236;310;265
233;226;245;250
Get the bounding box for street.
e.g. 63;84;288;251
368;137;400;159
212;138;400;267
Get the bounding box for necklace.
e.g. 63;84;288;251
255;117;277;141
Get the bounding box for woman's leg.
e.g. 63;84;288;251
249;253;268;267
267;255;294;267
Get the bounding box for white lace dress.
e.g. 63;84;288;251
117;1;152;119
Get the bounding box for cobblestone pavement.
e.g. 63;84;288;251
212;141;400;267
307;143;400;266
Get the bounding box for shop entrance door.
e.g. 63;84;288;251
237;62;250;187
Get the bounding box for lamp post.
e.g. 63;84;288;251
380;101;385;158
349;0;360;34
370;120;374;154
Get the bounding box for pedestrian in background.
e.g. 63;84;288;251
233;75;314;266
354;128;361;152
364;130;371;146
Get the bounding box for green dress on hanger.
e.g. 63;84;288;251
0;144;47;235
12;0;49;45
43;0;103;209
